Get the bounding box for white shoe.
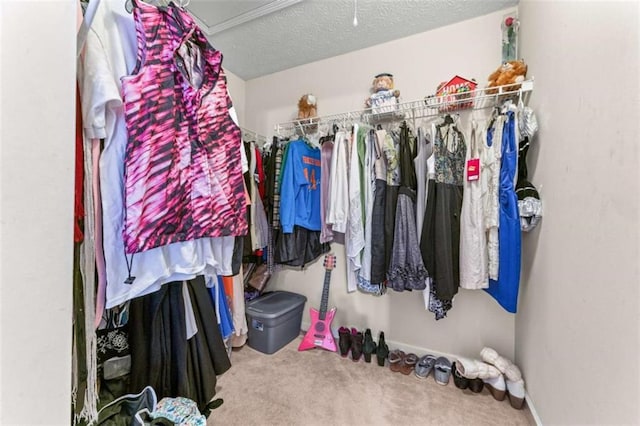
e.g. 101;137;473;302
480;347;523;382
483;374;506;401
506;378;526;409
456;357;501;380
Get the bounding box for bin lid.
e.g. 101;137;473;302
246;291;307;319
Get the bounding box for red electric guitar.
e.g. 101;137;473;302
298;254;337;352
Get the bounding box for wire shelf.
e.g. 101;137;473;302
241;127;268;147
274;79;534;136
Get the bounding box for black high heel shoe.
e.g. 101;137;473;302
350;330;364;361
375;331;389;367
338;327;352;357
362;329;377;363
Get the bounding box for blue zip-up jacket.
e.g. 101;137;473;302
280;140;321;233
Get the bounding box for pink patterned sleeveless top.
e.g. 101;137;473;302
121;0;247;254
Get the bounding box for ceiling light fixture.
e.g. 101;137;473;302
353;0;358;27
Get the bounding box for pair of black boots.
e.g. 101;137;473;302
338;327;389;366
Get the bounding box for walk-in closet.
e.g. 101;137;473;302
0;1;638;425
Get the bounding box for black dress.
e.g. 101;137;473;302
420;120;466;317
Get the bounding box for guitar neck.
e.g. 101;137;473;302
319;269;331;320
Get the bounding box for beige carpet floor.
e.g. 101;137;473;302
210;338;534;426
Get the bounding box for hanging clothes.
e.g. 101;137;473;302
246;141;269;251
485;110;522;313
279;139;322;233
420;117;466;318
121;0;247;254
358;128;383;295
208;276;234;341
270;139;285;230
382;130;401;273
326;131;349;234
484;115;505;280
459;121;489;290
432;119;466;300
420;141;452;319
515;106;542;232
128;277;231;412
414;127;432;240
275;225;330;267
369;129;388;285
319;137;335;243
72;83;98;425
346;125;365;293
84;0;244;309
387;124;428;292
230;272;249;347
255;145;266;200
420;127;437;312
276;137;329;267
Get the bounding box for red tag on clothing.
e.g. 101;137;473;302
467;158;480;181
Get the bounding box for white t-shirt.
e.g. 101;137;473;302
85;0;245;309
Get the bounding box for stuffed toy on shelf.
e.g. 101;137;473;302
486;60;527;94
366;73;400;114
296;93;318;135
297;94;317;120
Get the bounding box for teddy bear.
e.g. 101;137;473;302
366;73;400;114
486;60;527;94
296;94;318;135
297;94;317;120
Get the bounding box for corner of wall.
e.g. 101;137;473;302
225;69;247;126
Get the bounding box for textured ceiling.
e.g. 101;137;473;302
188;0;275;27
188;0;518;80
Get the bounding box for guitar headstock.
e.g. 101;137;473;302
323;253;337;271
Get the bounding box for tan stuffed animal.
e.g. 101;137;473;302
366;73;400;108
297;94;317;119
486;60;527;94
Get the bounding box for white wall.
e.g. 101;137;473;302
226;69;247;126
517;1;640;424
0;1;76;424
245;9;519;359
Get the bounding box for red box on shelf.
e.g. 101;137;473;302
435;75;477;112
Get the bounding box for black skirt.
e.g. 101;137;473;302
129;276;231;412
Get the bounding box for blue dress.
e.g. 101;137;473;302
209;276;234;340
485;111;521;313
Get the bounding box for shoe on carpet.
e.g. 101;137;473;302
506;378;526;409
350;329;363;361
400;353;418;375
338;327;352;357
388;350;405;373
414;354;437;379
480;347;523;382
451;362;469;389
456;357;501;380
434;357;452;385
469;378;484;393
376;332;389;367
362;329;377;363
483;374;507;401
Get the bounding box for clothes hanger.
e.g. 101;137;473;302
443;114;454;125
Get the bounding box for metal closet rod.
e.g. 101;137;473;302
241;127;267;144
274;79;534;135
